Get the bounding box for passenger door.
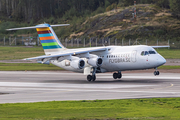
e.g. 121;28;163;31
131;50;137;63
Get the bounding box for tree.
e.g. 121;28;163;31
153;0;169;8
169;0;180;14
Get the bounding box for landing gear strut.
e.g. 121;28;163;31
113;71;122;79
87;67;96;82
154;67;160;76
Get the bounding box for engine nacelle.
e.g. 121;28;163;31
70;59;85;69
37;58;50;65
87;57;103;67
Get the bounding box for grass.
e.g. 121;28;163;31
156;48;180;59
0;46;44;60
0;98;180;120
159;65;180;69
0;47;180;60
0;63;63;71
0;63;179;71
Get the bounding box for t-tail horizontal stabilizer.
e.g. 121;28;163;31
6;24;70;31
6;23;70;55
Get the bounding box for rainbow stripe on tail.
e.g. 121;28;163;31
6;23;69;55
36;24;65;55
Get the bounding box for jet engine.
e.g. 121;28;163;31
87;57;103;67
37;58;50;64
70;59;85;70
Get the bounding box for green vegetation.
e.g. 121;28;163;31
0;63;63;71
0;47;180;60
0;46;44;60
0;47;179;71
0;63;179;71
156;48;180;59
159;65;180;69
0;0;180;45
0;98;180;120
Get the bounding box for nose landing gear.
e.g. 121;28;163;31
154;68;160;76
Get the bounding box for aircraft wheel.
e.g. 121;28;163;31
154;71;160;76
113;73;118;79
92;75;96;81
154;71;157;76
117;72;122;79
157;71;160;75
87;75;92;82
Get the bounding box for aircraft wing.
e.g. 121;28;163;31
151;45;170;48
24;47;107;60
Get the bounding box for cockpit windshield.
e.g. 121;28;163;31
149;50;156;54
141;50;156;56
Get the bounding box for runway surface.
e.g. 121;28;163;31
0;71;180;103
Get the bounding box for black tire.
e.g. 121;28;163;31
154;71;157;76
157;71;160;75
117;73;122;79
87;75;92;82
113;73;118;79
92;75;96;81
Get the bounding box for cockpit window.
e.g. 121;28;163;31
141;51;144;56
149;51;156;54
141;50;156;56
144;51;149;55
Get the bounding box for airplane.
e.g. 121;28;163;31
6;23;168;82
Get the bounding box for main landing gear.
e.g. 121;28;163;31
113;71;122;79
87;67;96;82
87;74;96;82
154;67;160;76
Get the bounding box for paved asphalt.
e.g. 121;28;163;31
0;71;180;103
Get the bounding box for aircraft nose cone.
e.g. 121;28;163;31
158;56;166;66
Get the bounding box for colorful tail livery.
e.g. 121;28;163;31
6;23;69;55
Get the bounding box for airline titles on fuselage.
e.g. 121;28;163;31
108;53;131;63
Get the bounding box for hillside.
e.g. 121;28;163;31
0;3;180;48
68;4;180;41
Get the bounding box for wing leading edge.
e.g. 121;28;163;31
24;47;107;60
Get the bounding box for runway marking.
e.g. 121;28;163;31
1;87;180;94
98;76;180;80
0;82;155;89
153;83;174;90
1;71;180;103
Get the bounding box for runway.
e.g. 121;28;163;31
0;71;180;103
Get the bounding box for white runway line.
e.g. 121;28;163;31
98;76;180;79
1;85;180;94
0;82;155;89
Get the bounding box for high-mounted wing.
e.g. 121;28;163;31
24;47;107;60
151;45;170;48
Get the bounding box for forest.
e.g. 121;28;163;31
0;0;180;22
0;0;180;42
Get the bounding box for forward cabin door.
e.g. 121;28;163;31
131;50;137;63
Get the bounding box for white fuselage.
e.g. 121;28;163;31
51;45;166;73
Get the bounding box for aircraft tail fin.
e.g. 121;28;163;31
7;23;69;55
